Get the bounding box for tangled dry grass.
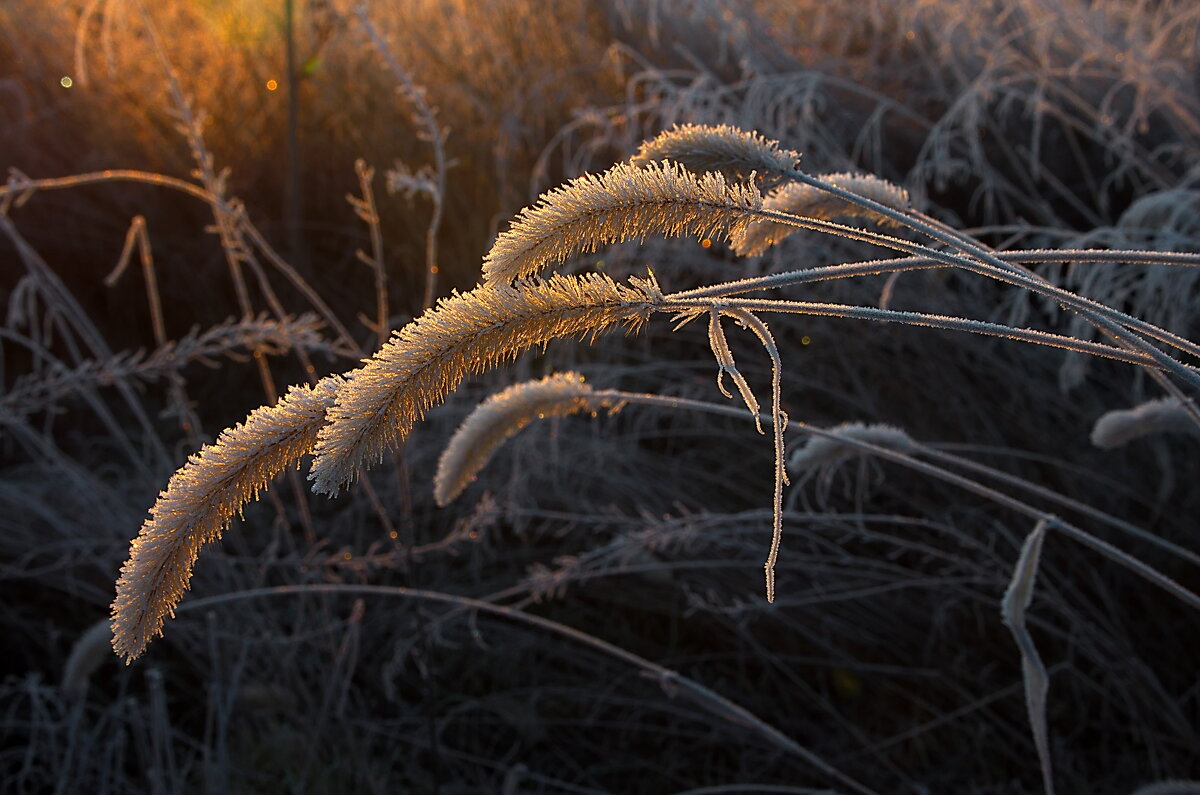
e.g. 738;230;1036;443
3;1;1200;793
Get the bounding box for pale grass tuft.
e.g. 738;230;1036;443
1129;782;1200;795
481;161;763;284
732;172;912;256
434;372;622;506
1002;520;1054;795
631;123;801;190
62;619;116;699
788;422;917;472
1090;397;1198;449
110;376;342;663
309;274;654;496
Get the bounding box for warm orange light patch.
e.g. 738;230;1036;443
266;79;279;91
700;238;712;248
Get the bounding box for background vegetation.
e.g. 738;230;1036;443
2;0;1198;792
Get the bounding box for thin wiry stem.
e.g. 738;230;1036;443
508;389;1200;610
662;295;1162;369
354;4;447;310
738;206;1200;384
721;308;788;603
164;583;879;795
437;382;1200;610
1002;519;1055;795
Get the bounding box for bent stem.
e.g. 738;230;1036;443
659;295;1163;370
572;390;1200;612
168;584;879;795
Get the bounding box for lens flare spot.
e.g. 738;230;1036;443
60;76;73;88
700;238;712;248
266;79;279;91
801;335;811;346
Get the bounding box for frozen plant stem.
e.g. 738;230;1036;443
354;4;447;311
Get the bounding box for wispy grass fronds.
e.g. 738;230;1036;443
1090;397;1199;449
732;173;912;256
481;161;763;284
309;274;654;496
1002;519;1054;795
788;422;918;473
0;314;330;421
434;372;622;506
111;376;342;663
630;123;801;190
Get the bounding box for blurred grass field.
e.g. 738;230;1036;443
2;1;1199;792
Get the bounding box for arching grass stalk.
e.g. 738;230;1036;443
730;208;1200;387
628;126;1200;376
662;295;1161;368
163;584;880;795
441;383;1200;611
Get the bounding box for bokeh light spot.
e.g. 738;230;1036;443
266;79;279;91
60;76;73;88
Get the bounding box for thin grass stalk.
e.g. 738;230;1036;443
740;207;1200;384
349;159;389;349
0;169;361;356
722;308;788;603
520;390;1200;611
354;4;447;311
667;249;1200;301
1002;519;1054;795
165;583;879;795
663;295;1161;369
0;215;170;473
773;169;1200;427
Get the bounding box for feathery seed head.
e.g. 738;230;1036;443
732;172;912;257
481;161;763;284
110;376;341;663
434;372;621;506
789;422;917;472
631;123;801;190
309;274;655;496
1091;397;1197;448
